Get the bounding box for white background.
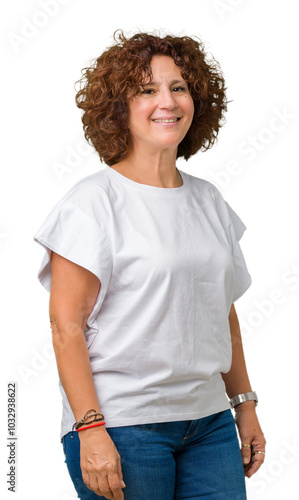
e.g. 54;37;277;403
1;0;298;498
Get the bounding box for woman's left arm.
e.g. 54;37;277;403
221;303;266;478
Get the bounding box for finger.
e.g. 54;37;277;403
245;454;265;478
107;472;125;500
97;472;123;500
87;473;114;499
240;444;252;466
82;471;91;490
82;472;112;500
117;459;126;489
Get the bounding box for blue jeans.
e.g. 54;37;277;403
62;409;246;499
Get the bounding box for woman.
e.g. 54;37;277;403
34;31;266;500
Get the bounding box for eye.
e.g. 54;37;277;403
172;86;187;92
140;88;155;95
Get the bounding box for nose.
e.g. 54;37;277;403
158;88;178;110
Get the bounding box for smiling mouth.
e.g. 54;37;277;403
153;118;181;123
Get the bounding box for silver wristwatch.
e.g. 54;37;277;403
229;391;258;409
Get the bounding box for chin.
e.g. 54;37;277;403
154;135;185;148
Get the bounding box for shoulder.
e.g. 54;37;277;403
182;170;223;204
182;171;248;241
56;167;114;217
64;167;111;201
182;170;237;226
35;168;115;232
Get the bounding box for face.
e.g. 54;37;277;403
128;55;194;154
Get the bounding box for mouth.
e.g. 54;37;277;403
152;117;182;123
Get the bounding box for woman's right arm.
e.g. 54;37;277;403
50;252;125;500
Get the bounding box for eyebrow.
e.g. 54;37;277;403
143;79;186;86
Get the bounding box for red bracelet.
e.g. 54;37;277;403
77;422;106;432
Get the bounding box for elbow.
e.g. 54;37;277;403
50;315;84;352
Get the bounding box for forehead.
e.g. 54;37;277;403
144;55;184;83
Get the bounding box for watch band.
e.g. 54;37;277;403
229;391;258;409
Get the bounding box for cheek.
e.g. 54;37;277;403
184;99;194;125
180;95;194;115
130;100;154;120
187;98;195;118
128;103;146;132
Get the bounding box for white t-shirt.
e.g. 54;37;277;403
34;167;252;439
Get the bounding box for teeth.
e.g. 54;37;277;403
153;119;178;123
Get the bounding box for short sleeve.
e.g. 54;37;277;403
212;186;252;303
224;200;252;302
34;198;112;336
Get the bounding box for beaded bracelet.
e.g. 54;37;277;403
74;409;105;429
71;409;105;438
77;422;106;432
76;416;105;430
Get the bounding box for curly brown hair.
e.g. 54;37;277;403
74;31;228;166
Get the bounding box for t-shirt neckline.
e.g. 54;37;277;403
105;166;189;197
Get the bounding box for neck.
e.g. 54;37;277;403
111;148;182;188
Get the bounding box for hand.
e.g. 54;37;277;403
79;426;126;500
234;402;266;478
